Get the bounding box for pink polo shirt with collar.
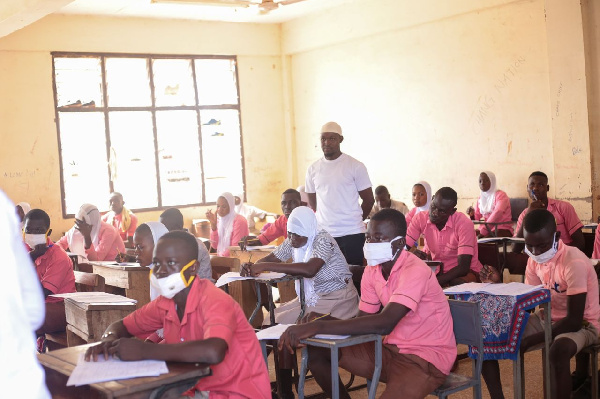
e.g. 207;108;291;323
406;211;483;274
525;240;600;331
123;278;271;398
515;198;583;245
210;214;250;257
257;214;288;245
359;250;456;375
28;239;76;303
592;228;600;259
474;190;514;236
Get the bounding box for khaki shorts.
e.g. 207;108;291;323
338;342;447;399
525;311;599;353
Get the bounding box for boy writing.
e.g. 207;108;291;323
85;231;270;398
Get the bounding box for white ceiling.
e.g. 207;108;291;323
56;0;351;23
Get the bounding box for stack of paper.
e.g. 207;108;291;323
256;324;350;340
49;292;137;304
67;354;168;386
215;271;287;287
444;282;544;296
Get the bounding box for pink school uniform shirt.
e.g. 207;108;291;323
360;250;456;374
101;211;138;242
515;198;583;245
474;190;514;236
57;222;125;261
28;239;76;303
406;211;483;274
210;214;250;257
123;279;271;398
525;241;600;331
405;207;420;228
592;228;600;259
257;214;288;245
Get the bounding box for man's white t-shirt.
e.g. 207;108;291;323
305;153;372;237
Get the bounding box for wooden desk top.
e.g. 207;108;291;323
89;261;147;271
39;344;211;398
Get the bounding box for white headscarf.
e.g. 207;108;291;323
66;204;101;260
287;206;319;307
478;171;497;217
415;181;432;212
145;221;169;247
0;191;50;398
217;192;237;256
16;202;31;229
234;192;244;214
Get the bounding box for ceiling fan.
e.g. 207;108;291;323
150;0;309;13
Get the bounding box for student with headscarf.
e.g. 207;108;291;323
15;201;31;228
57;203;125;262
206;192;249;257
233;192;270;232
466;171;513;238
0;191;50;398
405;181;432;227
241;206;359;398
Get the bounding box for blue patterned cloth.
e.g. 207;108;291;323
455;289;551;360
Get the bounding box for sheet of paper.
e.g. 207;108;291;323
49;292;137;304
584;223;598;229
67;353;168;386
215;272;287;287
314;334;351;340
256;324;292;340
444;282;543;296
443;283;491;295
477;237;525;244
89;261;141;268
245;245;277;251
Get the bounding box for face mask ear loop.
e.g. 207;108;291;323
179;259;196;287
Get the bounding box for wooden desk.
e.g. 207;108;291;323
88;262;150;309
39;345;211;399
65;298;136;346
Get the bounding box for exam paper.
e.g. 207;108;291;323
255;324;350;340
215;272;287;287
67;354;169;386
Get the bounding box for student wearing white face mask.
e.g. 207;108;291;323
480;209;600;399
85;231;271;398
279;209;456;399
23;209;76;339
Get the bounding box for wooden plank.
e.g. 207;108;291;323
126;271;150;309
92;265;131;289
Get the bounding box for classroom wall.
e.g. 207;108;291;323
282;0;595;220
0;14;288;239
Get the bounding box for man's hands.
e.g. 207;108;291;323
278;323;319;355
239;236;261;251
84;337;145;362
479;264;502;283
466;206;475;219
205;210;217;230
240;262;264;277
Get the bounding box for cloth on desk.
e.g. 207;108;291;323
455;289;551;360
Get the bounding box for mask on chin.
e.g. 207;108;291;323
363;236;403;267
149;259;196;299
524;233;558;264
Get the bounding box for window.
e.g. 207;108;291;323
52;53;245;216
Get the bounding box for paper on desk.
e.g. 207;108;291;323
89;261;141;267
444;282;544;296
245;245;277;251
255;324;350;340
49;292;137;304
215;271;286;287
67;353;168;386
477;237;525;244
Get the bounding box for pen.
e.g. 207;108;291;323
311;313;331;322
531;190;538;201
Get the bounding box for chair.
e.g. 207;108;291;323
431;300;484;399
510;198;529;222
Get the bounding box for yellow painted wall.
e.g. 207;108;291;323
0;14;288;239
283;0;594;220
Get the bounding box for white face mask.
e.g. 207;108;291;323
524;233;558;264
149;260;196;299
363;236;403;266
24;233;48;248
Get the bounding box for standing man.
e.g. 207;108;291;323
101;192;138;249
305;122;375;267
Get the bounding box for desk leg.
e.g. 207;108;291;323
513;351;525;399
501;241;508;277
542;302;551;398
331;345;339;399
268;283;276;326
298;278;306;322
298;347;308;399
369;336;382;399
248;281;262;325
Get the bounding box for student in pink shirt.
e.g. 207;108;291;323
101;192;138;248
480;209;600;399
404;181;431;228
23;209;76;336
592;227;600;259
239;188;302;248
57;203;125;262
85;231;270;398
206;192;249;257
405;187;483;287
466;171;513;237
279;209;456;399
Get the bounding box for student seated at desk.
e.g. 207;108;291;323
2;194;50;398
15;201;31;229
369;185;409;217
206;192;249;257
85;231;271;398
160;208;212;281
405;187;483;287
480;209;600;399
404;181;432;227
279;209;456;399
466;171;513;238
24;209;76;337
239;188;302;248
241;206;359;398
101;192;138;248
57;203;125;262
234;192;271;232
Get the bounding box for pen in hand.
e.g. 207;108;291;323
311;313;331;322
531;190;538;201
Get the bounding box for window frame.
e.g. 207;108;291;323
51;51;246;218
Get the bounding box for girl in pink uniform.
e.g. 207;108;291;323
466;171;513;238
405;181;432;228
